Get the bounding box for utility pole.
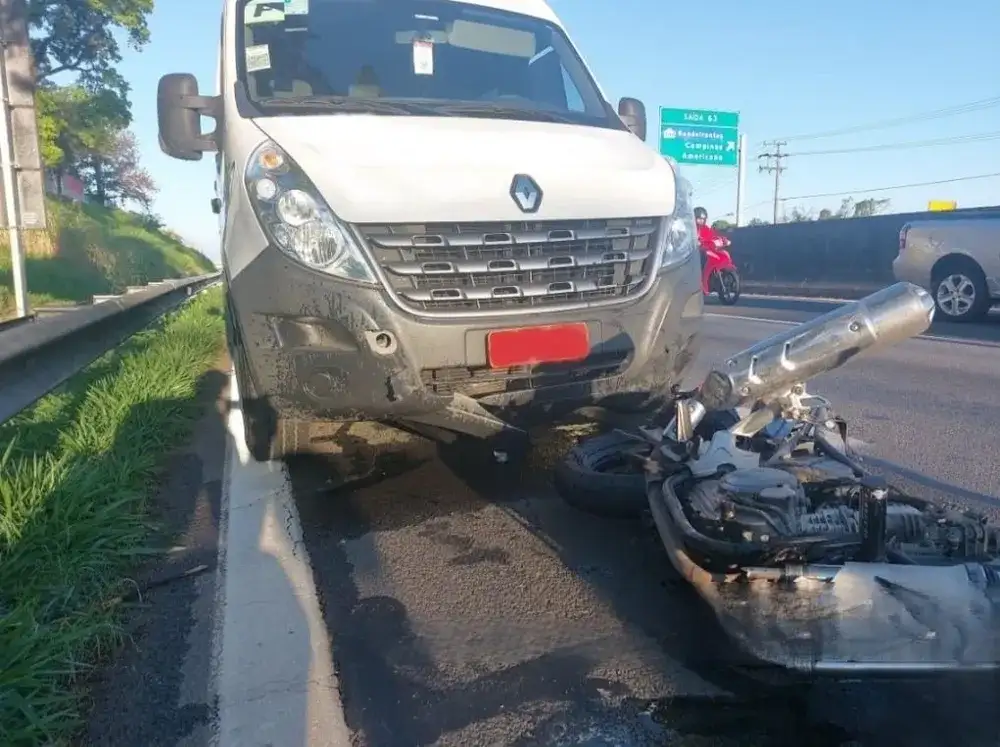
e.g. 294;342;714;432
0;0;47;318
758;140;786;224
735;133;747;226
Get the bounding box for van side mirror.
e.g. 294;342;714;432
157;73;220;161
617;97;647;141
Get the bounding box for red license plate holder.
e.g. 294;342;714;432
486;323;590;369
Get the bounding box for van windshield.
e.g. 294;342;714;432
237;0;624;129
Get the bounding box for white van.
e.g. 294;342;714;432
158;0;703;461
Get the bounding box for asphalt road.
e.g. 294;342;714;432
281;298;1000;746
713;294;1000;345
82;295;1000;747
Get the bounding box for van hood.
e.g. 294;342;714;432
252;115;676;224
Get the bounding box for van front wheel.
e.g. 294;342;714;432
229;307;311;461
239;383;311;462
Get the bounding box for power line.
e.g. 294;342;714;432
768;95;1000;143
780;172;1000;202
758;141;786;224
694;176;737;199
787;131;1000;157
718;198;771;220
691;173;734;191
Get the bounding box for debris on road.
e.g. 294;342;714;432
560;282;1000;677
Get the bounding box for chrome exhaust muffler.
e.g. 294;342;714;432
698;281;934;412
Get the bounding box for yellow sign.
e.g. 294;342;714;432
928;200;957;212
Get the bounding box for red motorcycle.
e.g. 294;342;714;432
700;235;741;305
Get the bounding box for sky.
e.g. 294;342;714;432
120;0;999;260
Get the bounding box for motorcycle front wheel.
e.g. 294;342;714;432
715;269;741;305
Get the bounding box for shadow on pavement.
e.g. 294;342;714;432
80;368;229;747
276;389;1000;747
288;422;859;746
290;428;688;746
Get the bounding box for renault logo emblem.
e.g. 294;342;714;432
509;174;542;213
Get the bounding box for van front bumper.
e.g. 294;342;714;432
226;244;703;439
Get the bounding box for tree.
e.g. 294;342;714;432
79;129;157;210
28;0;153;87
711;219;733;231
780;197;894;222
29;1;154;168
852;198;891;217
747;218;767;226
36;84;128;168
141;212;165;231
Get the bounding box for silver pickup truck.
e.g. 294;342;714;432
893;216;1000;322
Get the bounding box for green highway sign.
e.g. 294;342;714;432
660;124;739;166
658;108;740;167
660;107;739;129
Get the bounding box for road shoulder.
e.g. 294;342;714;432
213;372;351;747
79;363;230;747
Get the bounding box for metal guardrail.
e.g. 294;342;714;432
0;311;37;333
0;273;221;425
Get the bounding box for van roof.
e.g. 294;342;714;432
455;0;560;25
230;0;562;26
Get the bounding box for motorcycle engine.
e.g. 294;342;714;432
682;454;1000;561
685;461;925;542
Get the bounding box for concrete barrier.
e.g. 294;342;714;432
724;206;1000;299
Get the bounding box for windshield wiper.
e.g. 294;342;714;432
254;97;434;115
430;102;581;124
254;97;586;124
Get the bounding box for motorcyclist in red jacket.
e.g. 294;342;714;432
695;206;727;250
694;206;727;269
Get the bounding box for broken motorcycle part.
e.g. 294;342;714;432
557;282;1000;676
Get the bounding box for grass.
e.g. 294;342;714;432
0;198;216;319
0;286;226;746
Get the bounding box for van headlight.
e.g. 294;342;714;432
244;140;375;283
657;170;696;271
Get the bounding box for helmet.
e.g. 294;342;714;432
694;206;708;221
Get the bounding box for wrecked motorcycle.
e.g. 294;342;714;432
556;282;1000;677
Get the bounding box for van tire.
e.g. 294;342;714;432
931;258;990;322
227;292;312;462
237;361;313;462
244;408;312;463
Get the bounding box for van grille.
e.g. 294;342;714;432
421;352;629;398
357;217;660;314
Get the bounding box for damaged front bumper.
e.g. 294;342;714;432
227;243;703;443
649;474;1000;678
